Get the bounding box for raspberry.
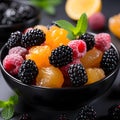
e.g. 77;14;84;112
68;40;86;59
75;105;96;120
3;54;24;75
18;59;38;85
8;46;28;59
94;33;112;52
60;59;81;87
100;47;118;75
21;29;46;48
49;45;73;67
88;12;106;31
68;64;88;87
19;113;31;120
23;27;33;34
80;32;95;51
6;31;22;49
108;104;120;120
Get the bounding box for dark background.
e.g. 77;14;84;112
0;0;120;119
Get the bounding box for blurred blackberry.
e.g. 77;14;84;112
17;5;34;20
68;64;88;87
108;104;120;120
18;59;38;85
100;47;118;75
80;33;95;51
57;114;69;120
75;105;96;120
6;31;22;49
0;2;8;21
2;8;20;24
21;29;45;48
19;113;31;120
49;45;73;67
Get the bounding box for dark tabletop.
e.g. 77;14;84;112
0;0;120;119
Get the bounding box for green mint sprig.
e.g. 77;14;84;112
30;0;62;15
0;94;18;120
55;13;88;40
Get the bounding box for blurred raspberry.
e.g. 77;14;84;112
94;33;111;52
88;12;106;31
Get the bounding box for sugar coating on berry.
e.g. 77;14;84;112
68;40;86;59
88;12;106;31
3;54;24;75
95;33;112;51
8;46;28;59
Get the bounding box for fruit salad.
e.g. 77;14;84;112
2;14;119;88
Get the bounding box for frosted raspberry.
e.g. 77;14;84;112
94;33;112;52
3;54;24;75
8;46;28;59
68;40;87;59
88;12;106;31
60;59;81;87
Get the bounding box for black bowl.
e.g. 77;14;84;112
0;44;120;110
0;1;40;48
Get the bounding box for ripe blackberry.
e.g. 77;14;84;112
108;104;120;120
75;105;96;120
6;31;22;49
68;64;88;87
18;59;38;85
19;113;31;120
80;33;95;51
49;45;73;67
21;29;45;48
100;47;118;75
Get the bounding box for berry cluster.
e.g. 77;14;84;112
2;24;119;88
0;1;34;25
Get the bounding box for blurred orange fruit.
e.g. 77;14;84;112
65;0;102;20
108;14;120;39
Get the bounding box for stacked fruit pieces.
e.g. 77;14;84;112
3;20;119;88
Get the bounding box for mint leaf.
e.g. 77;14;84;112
55;20;75;32
73;13;88;36
1;105;14;120
55;13;88;40
8;94;18;105
0;100;5;108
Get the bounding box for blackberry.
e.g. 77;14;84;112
17;5;34;20
21;29;45;48
68;64;88;87
75;105;96;120
6;31;22;49
49;45;73;67
100;47;118;75
19;113;31;120
80;33;95;51
18;59;38;85
2;8;20;24
57;114;69;120
108;104;120;120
